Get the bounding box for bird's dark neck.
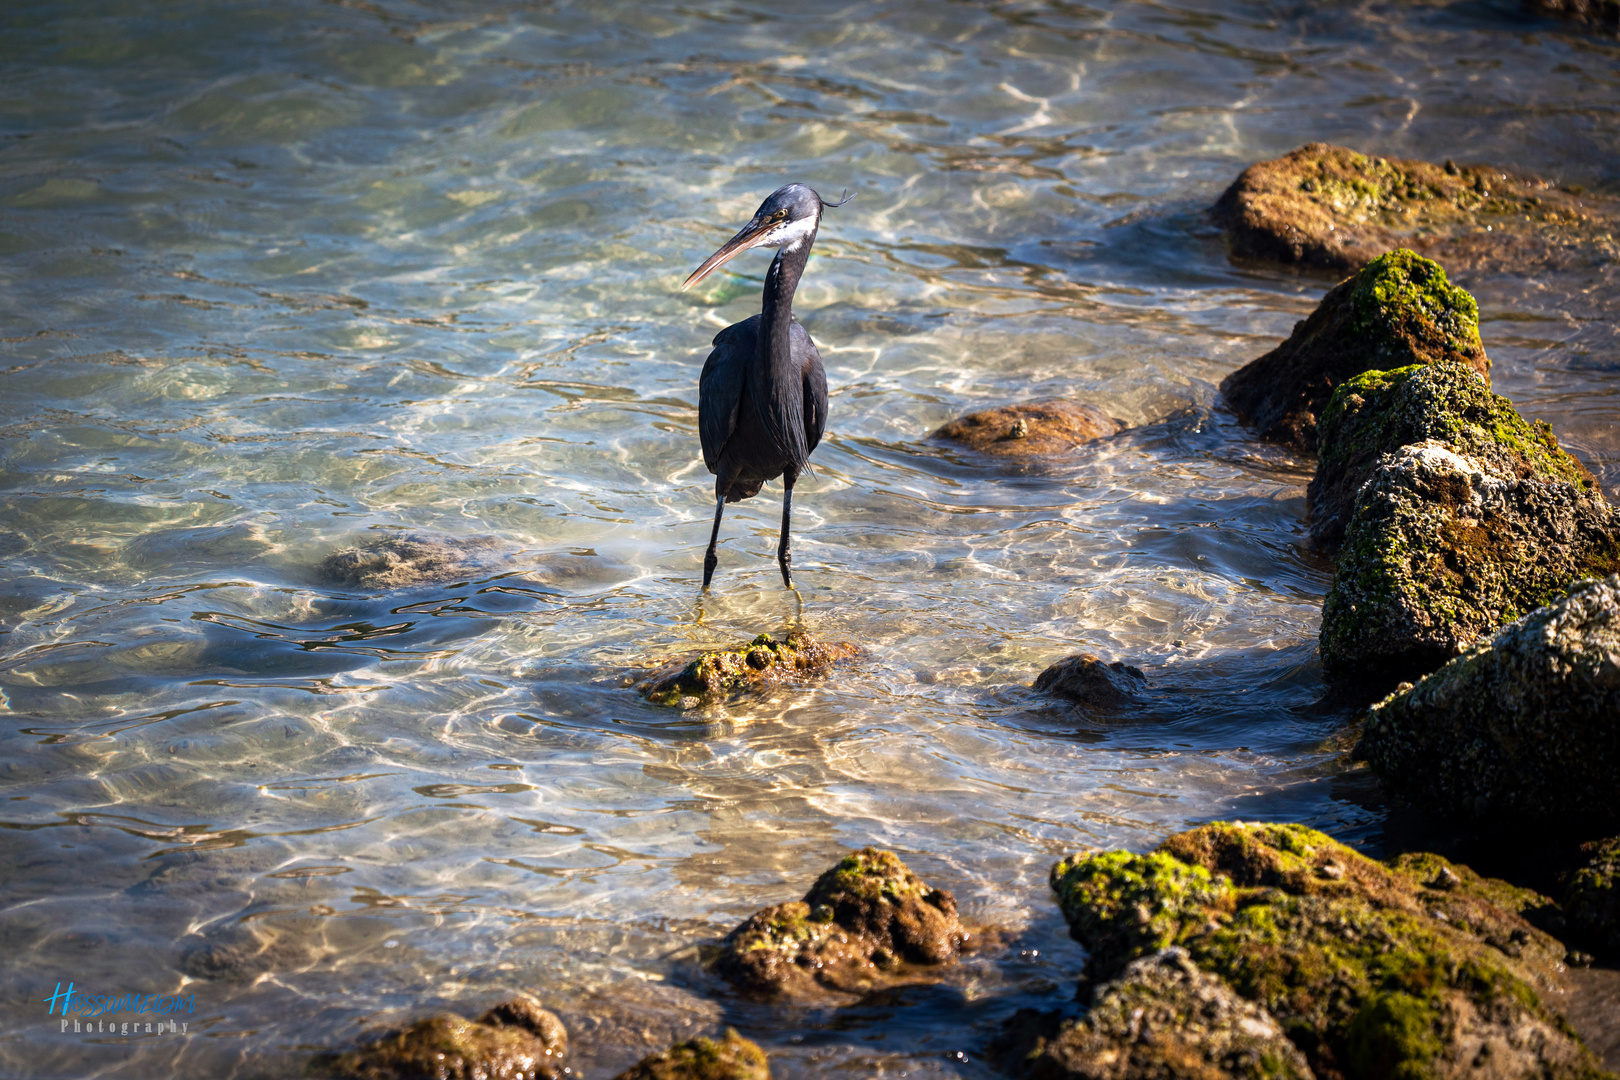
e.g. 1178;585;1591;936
758;233;813;369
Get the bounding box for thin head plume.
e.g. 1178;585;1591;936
820;188;855;209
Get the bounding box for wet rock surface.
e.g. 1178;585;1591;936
1528;0;1620;33
329;995;568;1080
1309;358;1599;550
1214;142;1620;274
1356;575;1620;827
1220;250;1488;452
317;533;506;590
1033;654;1147;709
996;947;1314;1080
1567;838;1620;961
610;1030;769;1080
932;399;1123;458
1048;822;1606;1080
639;632;860;708
714;847;972;999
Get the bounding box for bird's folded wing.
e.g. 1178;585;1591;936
698;316;756;475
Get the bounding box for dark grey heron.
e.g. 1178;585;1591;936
681;183;851;590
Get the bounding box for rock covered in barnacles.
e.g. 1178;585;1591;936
996;948;1313;1080
330;995;568;1080
932;400;1122;458
1033;654;1147;709
1220;250;1488;452
317;533;505;590
1355;575;1620;826
714;847;972;998
1214;142;1620;274
1047;822;1603;1080
610;1029;769;1080
639;632;859;708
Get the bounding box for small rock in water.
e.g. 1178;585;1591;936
1220;249;1488;452
639;632;859;708
932;399;1123;458
317;533;505;590
610;1030;769;1080
715;847;975;999
1356;575;1620;825
1214;142;1620;274
994;948;1312;1080
1047;822;1603;1080
1033;653;1147;709
328;995;568;1080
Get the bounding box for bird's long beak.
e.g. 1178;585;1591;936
680;216;775;291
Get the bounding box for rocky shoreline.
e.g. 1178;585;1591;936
312;144;1620;1079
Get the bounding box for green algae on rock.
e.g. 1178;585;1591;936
1565;837;1620;961
1214;142;1620;274
996;947;1314;1080
1356;575;1620;827
1049;822;1608;1080
1033;653;1147;709
639;632;860;708
1309;360;1598;549
611;1029;769;1080
932;399;1123;458
329;995;568;1080
1220;250;1488;452
714;847;972;998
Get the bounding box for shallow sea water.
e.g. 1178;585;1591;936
1;0;1617;1075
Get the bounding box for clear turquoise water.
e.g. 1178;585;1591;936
0;0;1616;1075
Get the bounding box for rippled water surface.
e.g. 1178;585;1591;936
2;0;1617;1075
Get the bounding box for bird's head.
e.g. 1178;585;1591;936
681;183;853;291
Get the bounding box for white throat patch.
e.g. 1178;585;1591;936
761;213;818;253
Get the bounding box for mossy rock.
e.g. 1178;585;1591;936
638;632;860;708
318;533;506;590
1319;431;1618;689
1214;142;1620;274
1049;822;1607;1080
932;399;1123;458
1565;837;1620;960
611;1029;769;1080
995;948;1313;1080
1033;654;1147;709
1356;575;1620;827
714;847;973;999
1310;360;1598;550
328;995;568;1080
1220;250;1488;452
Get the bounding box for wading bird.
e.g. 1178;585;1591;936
681;183;851;590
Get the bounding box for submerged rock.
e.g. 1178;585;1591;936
1356;574;1620;826
330;995;568;1080
318;533;504;590
1033;654;1147;709
1321;428;1618;687
1048;822;1604;1080
715;847;972;998
1214;142;1620;274
932;400;1123;458
611;1030;769;1080
1220;250;1488;452
639;632;859;709
1566;837;1620;960
1309;358;1599;550
996;948;1314;1080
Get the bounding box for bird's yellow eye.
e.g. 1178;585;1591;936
773;210;788;222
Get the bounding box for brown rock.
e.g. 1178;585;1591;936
1214;142;1620;275
932;400;1122;457
317;533;505;590
714;848;973;999
1220;249;1488;451
639;632;860;709
611;1030;769;1080
330;995;568;1080
1033;654;1147;708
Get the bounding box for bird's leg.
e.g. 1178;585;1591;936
778;471;797;589
702;495;725;591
